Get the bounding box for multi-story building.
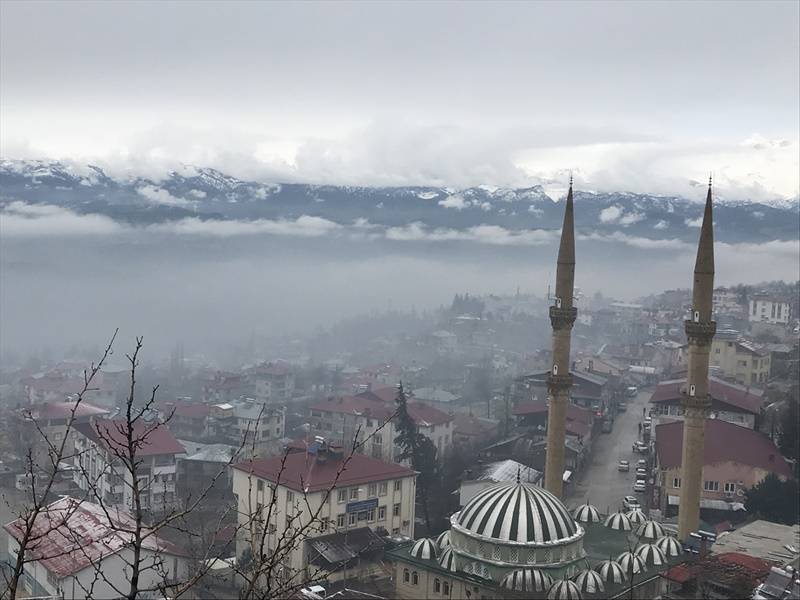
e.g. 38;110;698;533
248;363;295;403
749;294;791;325
232;441;416;584
309;391;453;463
4;497;188;600
654;419;792;518
712;287;742;315
710;331;771;386
649;376;764;430
72;420;185;511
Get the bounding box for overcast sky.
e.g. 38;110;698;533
1;1;798;199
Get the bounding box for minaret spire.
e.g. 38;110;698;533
544;178;577;497
678;177;717;540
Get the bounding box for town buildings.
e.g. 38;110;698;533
232;441;417;584
711;330;771;386
649;376;764;429
3;497;188;600
72;420;185;511
749;294;792;325
654;419;793;517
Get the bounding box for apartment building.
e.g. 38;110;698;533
749;295;791;325
72;420;185;512
711;332;771;386
249;362;295;403
232;440;416;584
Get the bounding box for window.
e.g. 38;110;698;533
368;483;377;497
378;505;386;521
286;491;294;503
392;528;400;534
703;480;719;492
673;477;681;489
715;348;721;354
256;479;264;492
366;419;373;427
367;508;375;522
412;571;419;585
379;482;388;496
337;489;347;503
443;582;450;595
393;503;401;517
348;512;357;526
394;480;402;492
350;487;359;500
724;482;736;493
337;514;346;528
374;433;383;444
47;569;59;587
434;578;441;593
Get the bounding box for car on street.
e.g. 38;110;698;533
637;459;647;469
633;441;649;453
623;495;640;509
618;460;630;472
636;467;648;477
618;401;627;412
633;480;646;493
626;386;638;397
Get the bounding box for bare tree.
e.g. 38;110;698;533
2;330;117;600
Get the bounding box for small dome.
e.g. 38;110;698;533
594;559;627;584
409;537;437;560
547;579;583;600
573;569;605;594
655;535;683;557
636;520;665;540
625;508;646;524
438;547;457;572
435;530;451;551
456;482;578;544
635;543;667;567
500;568;553;593
573;503;601;524
617;551;646;575
603;511;632;531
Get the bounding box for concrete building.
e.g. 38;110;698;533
232;441;416;584
713;287;742;315
544;178;577;497
655;419;793;517
249;362;295;403
678;179;717;541
458;459;541;506
711;331;771;386
309;391;453;462
3;497;188;600
712;520;800;566
72;420;185;511
649;376;764;430
749;294;791;325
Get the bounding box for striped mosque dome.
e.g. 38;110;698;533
500;568;553;592
409;537;437;560
436;530;451;551
455;482;578;544
438;547;458;572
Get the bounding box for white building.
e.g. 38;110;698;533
250;363;295;403
232;442;417;584
712;287;742;315
73;420;185;511
458;459;542;506
749;295;791;325
3;497;188;600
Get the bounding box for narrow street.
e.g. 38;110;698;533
567;388;652;514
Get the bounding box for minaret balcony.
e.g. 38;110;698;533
684;320;716;343
681;392;711;411
549;306;578;330
547;373;573;392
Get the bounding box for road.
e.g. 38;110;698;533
568;388;652;515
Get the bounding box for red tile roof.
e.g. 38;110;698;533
406;402;451;427
663;552;772;585
26;400;108;420
649;377;764;414
3;497;186;578
452;414;497;438
513;400;594;424
74;420;185;456
655;419;792;477
164;400;211;419
358;386;400;404
233;452;416;493
566;420;590;438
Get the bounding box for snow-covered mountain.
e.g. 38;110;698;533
1;159;797;243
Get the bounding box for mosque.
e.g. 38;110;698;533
388;178;717;599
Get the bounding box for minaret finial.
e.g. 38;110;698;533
516;466;521;484
569;172;573;187
709;172;712;189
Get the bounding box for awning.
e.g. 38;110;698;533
306;527;385;567
667;495;747;511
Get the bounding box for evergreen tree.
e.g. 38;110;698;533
745;473;799;524
394;383;438;533
779;395;800;477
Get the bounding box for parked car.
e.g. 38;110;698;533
618;401;627;412
623;495;640;509
633;441;649;453
626;386;638;397
633;480;646;493
618;460;630;472
602;419;613;433
636;467;648;477
637;459;647;468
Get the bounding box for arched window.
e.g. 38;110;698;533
434;578;441;593
443;582;450;595
403;568;409;583
412;571;419;585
